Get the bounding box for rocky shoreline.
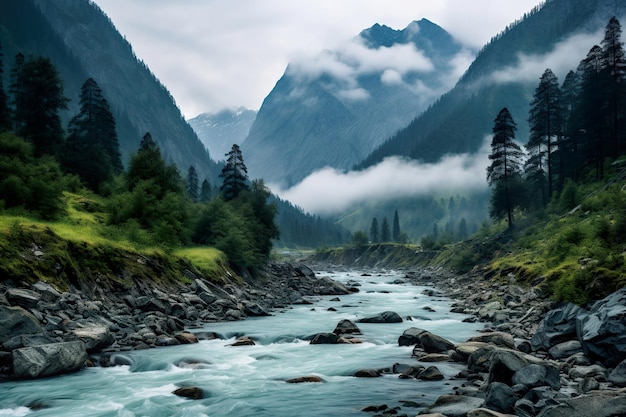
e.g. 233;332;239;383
2;261;626;417
338;265;626;417
0;262;351;381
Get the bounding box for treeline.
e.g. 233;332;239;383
0;47;278;272
487;17;626;227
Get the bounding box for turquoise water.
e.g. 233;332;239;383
0;270;483;416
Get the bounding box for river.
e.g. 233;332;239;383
0;269;483;417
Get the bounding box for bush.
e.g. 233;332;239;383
0;133;69;219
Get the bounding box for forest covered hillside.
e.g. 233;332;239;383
0;0;220;184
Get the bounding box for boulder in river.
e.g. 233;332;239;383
173;386;204;400
71;325;115;352
357;311;402;323
398;327;427;346
418;331;455;353
12;341;87;379
333;319;360;335
309;333;339;344
286;375;324;383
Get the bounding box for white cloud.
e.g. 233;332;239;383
272;137;491;215
486;29;604;85
381;69;403;85
337;87;371;101
93;0;540;115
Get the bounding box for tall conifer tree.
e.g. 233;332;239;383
527;68;562;199
220;144;249;201
488;108;524;228
11;56;68;157
65;78;122;190
0;43;10;131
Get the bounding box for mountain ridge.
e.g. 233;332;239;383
242;18;469;186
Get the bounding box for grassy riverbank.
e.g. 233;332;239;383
0;191;234;291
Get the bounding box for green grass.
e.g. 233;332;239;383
0;190;230;288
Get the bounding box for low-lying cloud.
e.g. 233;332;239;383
272;138;491;216
486;28;604;85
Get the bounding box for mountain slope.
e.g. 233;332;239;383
358;0;613;169
188;107;257;160
242;19;469;186
0;0;220;184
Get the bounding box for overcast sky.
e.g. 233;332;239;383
92;0;540;118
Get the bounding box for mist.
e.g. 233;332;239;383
486;28;604;85
272;138;491;216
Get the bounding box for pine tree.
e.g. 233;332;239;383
220;144;249;201
559;70;583;180
186;165;199;201
579;45;608;179
9;53;24;132
64;78;122;190
392;210;401;242
601;16;626;158
199;179;212;202
370;217;379;243
11;56;68;157
488;108;525;228
126;132;182;197
0;43;11;131
381;217;391;242
527;68;562;199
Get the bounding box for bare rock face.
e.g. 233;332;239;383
12;341;87;379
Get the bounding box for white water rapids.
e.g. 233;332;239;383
0;269;483;416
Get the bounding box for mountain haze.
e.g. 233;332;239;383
242;19;471;186
0;0;220;183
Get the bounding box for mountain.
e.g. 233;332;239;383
0;0;220;184
358;0;618;170
188;107;257;160
242;19;469;186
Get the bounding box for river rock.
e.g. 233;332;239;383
0;305;44;344
568;364;607;380
454;341;490;360
242;301;270;317
418;331;455;353
576;288;626;367
535;393;626;417
286;375;324;383
548;340;582;359
310;333;339;344
530;303;586;351
468;332;515;349
173;386;204;400
174;332;198;344
423;394;484;417
333;319;361;335
608;358;626;387
512;363;561;390
12;341;87;378
578;376;600;393
483;382;517;414
468;409;518;417
354;368;381;377
5;288;41;309
71;325;115;352
417;365;444;380
398;327;427;346
229;336;255;346
32;282;61;303
357;311;402;323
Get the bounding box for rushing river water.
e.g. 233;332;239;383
0;269;484;417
